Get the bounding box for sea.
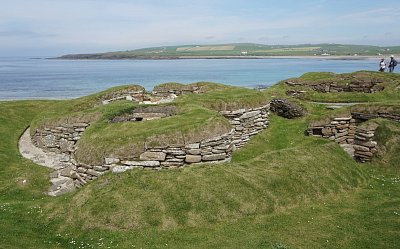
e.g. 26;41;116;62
0;56;380;100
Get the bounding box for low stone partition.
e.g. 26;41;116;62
152;85;201;97
352;112;400;123
285;76;384;93
101;87;146;105
109;132;235;173
220;104;270;148
353;123;379;162
307;117;358;144
309;80;384;93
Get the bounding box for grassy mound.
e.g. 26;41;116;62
1;74;400;248
153;81;231;94
31;83;270;165
271;71;400;103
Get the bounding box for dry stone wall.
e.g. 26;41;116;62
29;104;270;195
31;122;112;192
110;132;235;173
270;99;304;119
101;89;146;105
33;122;89;155
285;77;384;93
307;117;358;145
220;104;270;148
308;114;383;162
354;123;379;162
152;86;201;97
352;112;400;123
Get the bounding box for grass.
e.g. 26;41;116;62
270;71;400;103
1;74;400;248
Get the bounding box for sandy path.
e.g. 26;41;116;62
18;127;76;196
18;127;71;169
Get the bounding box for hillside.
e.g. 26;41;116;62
58;43;400;59
1;71;400;248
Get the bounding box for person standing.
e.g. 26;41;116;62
379;58;386;72
388;55;397;72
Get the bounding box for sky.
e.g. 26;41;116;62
1;0;400;56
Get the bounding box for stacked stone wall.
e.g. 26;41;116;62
101;89;146;105
152;86;201;97
307;117;358;145
351;112;400;123
308;114;385;162
110;132;235;173
33;122;89;156
270;99;304;119
29;104;270;195
354;123;379;162
220;104;270;148
285;77;384;93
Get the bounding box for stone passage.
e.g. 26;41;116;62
22;104;270;196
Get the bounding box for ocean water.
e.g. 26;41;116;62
0;57;379;100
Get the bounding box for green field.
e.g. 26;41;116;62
58;43;400;59
1;72;400;248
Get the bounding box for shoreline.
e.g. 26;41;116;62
53;55;387;60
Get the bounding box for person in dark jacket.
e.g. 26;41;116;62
388;55;397;72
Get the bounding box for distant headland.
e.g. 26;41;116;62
56;43;400;60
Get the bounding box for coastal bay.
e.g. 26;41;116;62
0;57;381;100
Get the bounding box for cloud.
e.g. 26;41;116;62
339;8;400;22
1;0;400;55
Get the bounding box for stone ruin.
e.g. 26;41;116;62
307;110;399;162
110;106;177;123
21;84;271;196
285;73;386;94
100;84;205;106
270;98;304;119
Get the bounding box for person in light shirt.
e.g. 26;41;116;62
379;58;386;72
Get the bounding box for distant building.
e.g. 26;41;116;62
241;51;248;55
321;53;330;56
